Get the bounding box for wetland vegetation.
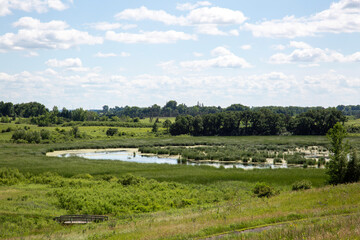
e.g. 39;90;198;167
0;101;360;239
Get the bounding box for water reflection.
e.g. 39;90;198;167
59;150;287;169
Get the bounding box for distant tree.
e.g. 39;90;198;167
52;106;59;116
344;149;360;183
163;119;172;132
152;122;158;133
71;108;86;121
225;104;250;112
326;122;349;184
192;116;203;136
102;105;109;114
164;100;177;110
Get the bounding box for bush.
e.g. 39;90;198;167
252;182;276;198
292;180;312;191
106;128;118;136
40;129;50;140
72;173;93;179
118;174;145;186
0;168;24;185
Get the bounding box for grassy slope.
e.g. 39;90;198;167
2;181;359;239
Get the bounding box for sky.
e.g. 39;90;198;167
0;0;360;109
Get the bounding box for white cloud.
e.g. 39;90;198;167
106;30;197;44
269;41;360;64
1;67;359;108
115;6;183;25
0;17;103;51
289;41;312;49
94;52;131;58
176;1;212;11
114;5;247;37
88;22;137;31
244;0;360;38
187;7;247;25
180;46;252;69
195;24;227;35
0;0;69;16
229;29;239;36
95;52;117;58
241;44;251;50
115;6;247;26
193;52;203;57
46;58;82;68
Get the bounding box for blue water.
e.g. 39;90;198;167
59;150;287;169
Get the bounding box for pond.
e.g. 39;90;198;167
52;149;288;170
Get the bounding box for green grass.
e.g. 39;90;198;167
2;179;359;239
0;122;160;142
1;134;360;239
345;117;360;127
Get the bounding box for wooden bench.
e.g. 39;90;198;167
53;215;108;224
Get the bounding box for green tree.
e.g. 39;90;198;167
326;122;349;184
162;119;172;132
344;149;360;183
152;122;158;133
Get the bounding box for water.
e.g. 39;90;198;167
59;150;287;170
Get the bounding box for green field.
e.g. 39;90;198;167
1;122;360;239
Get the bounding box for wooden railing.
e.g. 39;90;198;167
53;215;108;224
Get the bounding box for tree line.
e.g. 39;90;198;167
0;100;356;127
169;108;346;136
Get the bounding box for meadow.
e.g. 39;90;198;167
0;119;360;239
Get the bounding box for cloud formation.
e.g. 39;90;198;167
105;30;196;44
176;1;212;11
114;5;247;36
88;22;137;31
0;0;70;16
0;17;103;51
116;6;247;26
244;0;360;38
46;58;82;68
269;41;360;64
180;46;252;69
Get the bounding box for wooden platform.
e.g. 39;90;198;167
53;215;108;224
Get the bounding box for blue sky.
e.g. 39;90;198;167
1;0;360;109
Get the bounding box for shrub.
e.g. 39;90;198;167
40;129;50;140
106;128;118;136
292;180;312;191
252;182;276;198
72;173;93;179
11;129;26;141
1;127;12;133
118;174;145;186
0;168;24;185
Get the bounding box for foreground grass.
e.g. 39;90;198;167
2;181;359;239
